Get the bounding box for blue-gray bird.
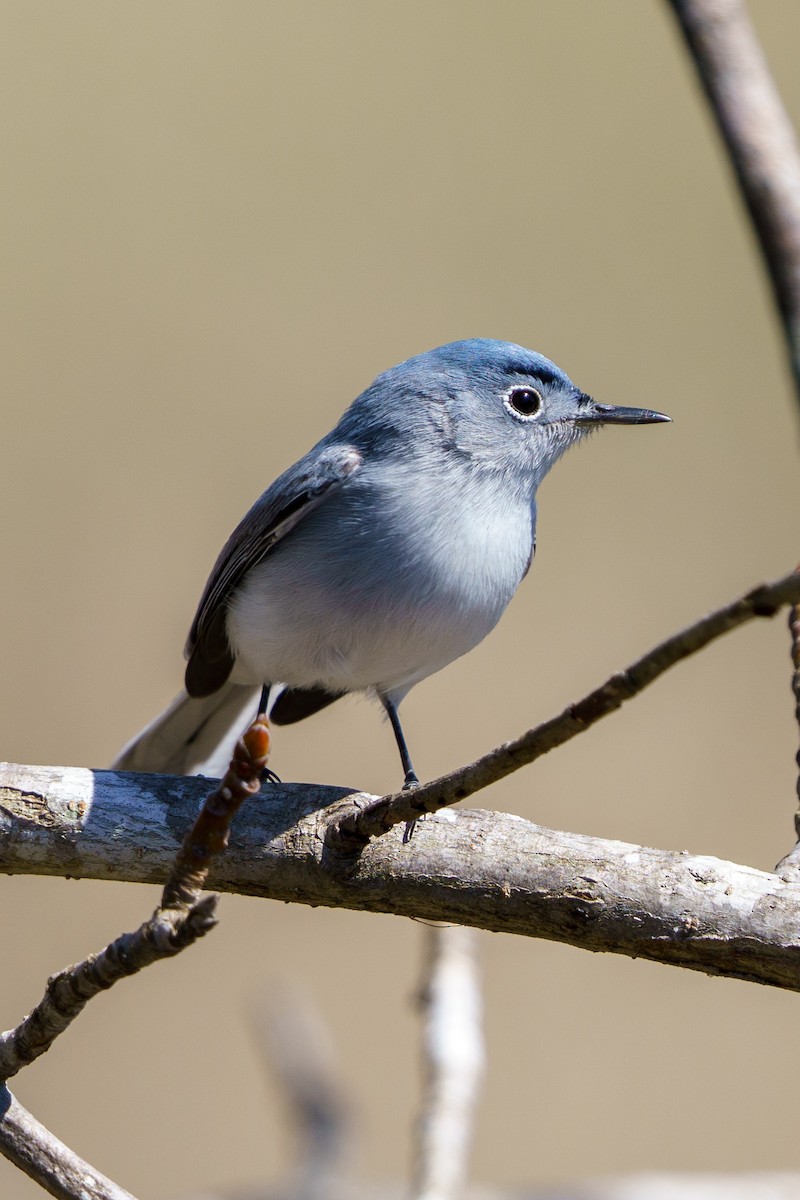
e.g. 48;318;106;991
114;339;669;783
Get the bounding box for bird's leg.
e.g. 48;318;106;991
256;684;281;785
381;696;419;788
381;696;422;842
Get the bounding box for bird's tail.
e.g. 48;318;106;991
111;682;260;777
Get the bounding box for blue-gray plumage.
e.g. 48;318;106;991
114;339;669;782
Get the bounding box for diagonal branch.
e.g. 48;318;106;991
0;718;270;1195
667;0;800;401
0;1087;137;1200
0;718;268;1084
332;570;800;847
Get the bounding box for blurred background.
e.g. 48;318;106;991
2;1;800;1196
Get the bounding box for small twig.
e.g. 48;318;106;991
333;570;800;848
667;0;800;400
0;718;268;1083
161;714;270;909
0;1085;138;1200
790;590;800;810
411;926;484;1200
0;897;218;1083
775;571;800;872
0;718;270;1196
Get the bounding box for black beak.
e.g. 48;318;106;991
576;397;671;426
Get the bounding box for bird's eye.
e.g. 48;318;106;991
506;386;542;419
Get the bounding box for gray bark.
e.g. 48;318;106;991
2;762;800;992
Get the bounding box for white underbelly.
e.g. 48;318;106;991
226;464;534;699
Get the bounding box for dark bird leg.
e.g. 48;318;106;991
381;695;419;789
381;695;422;843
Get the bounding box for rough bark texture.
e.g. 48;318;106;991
3;762;800;992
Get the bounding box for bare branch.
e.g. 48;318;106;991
775;575;800;873
0;718;270;1194
411;926;483;1200
0;896;217;1083
161;714;270;909
0;1087;138;1200
4;762;800;991
333;570;800;846
0;719;268;1085
791;589;800;811
667;0;800;399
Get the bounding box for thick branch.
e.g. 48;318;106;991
667;0;800;398
334;570;800;845
3;763;800;991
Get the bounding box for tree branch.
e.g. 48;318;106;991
667;0;800;400
775;573;800;873
0;718;268;1083
0;1087;138;1200
0;718;270;1194
332;570;800;847
4;762;800;991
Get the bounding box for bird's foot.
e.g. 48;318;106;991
402;774;423;842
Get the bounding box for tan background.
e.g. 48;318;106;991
2;2;800;1196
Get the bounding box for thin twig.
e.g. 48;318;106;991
0;1087;138;1200
332;570;800;848
0;718;268;1083
667;0;800;399
161;714;270;909
790;590;800;811
0;897;218;1082
411;926;484;1200
775;573;800;872
0;718;270;1195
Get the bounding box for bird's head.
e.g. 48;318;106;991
342;339;670;491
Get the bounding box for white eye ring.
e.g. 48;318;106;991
504;386;542;421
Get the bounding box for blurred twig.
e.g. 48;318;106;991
411;926;484;1200
667;0;800;402
254;984;349;1200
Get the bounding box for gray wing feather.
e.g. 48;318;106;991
184;444;362;696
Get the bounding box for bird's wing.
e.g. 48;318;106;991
184;444;362;697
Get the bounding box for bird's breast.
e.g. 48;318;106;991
227;457;535;695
